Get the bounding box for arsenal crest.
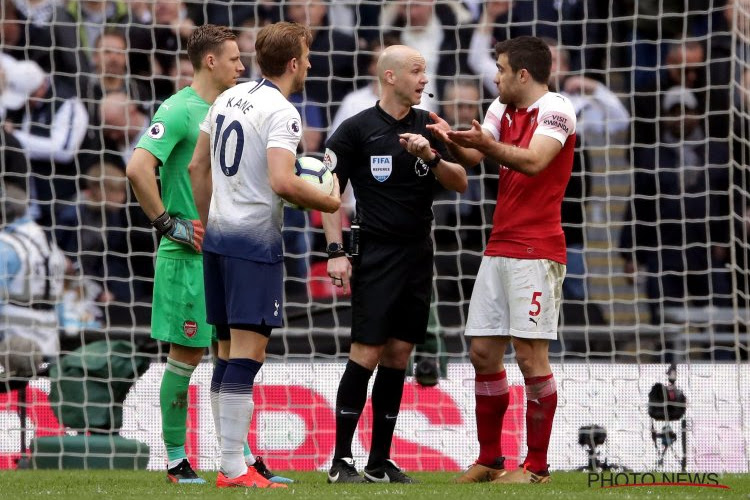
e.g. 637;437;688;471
183;320;198;338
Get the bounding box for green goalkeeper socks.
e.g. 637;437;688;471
161;357;197;464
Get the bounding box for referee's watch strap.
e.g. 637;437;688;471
327;242;346;259
424;149;442;169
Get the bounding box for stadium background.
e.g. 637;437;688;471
0;0;748;473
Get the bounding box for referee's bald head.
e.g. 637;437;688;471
377;45;424;83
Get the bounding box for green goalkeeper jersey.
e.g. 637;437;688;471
136;86;209;257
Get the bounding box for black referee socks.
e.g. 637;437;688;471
367;365;406;468
334;360;374;460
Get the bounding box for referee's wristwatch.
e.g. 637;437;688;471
327;242;347;259
424;149;442;169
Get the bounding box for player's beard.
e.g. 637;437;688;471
497;86;512;105
292;69;306;94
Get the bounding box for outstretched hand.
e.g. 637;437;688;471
426;111;453;144
446;120;487;150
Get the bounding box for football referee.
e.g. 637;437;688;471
322;45;468;484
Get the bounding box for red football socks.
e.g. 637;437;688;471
474;371;509;466
523;374;557;473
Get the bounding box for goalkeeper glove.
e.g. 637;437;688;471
151;211;204;252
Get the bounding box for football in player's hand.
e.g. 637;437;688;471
285;156;334;209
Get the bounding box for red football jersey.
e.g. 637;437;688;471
481;92;577;264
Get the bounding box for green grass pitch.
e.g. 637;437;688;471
1;471;748;499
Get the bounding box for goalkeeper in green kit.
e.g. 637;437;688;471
126;25;290;486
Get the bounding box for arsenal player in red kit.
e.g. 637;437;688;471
428;36;576;484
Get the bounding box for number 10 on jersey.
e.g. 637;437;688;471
213;113;244;177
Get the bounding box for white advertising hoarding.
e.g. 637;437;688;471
0;363;747;472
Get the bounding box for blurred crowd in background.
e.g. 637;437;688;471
1;1;748;358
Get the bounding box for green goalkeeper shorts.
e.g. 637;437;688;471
151;255;214;348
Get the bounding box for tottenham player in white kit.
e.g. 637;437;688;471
189;22;340;489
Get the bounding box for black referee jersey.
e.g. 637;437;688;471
325;102;450;242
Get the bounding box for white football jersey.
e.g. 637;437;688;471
200;79;302;263
0;219;66;356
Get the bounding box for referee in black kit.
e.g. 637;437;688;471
322;45;468;484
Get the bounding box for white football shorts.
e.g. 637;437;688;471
465;256;565;340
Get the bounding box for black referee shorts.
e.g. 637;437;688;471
350;235;433;346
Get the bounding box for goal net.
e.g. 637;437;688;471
0;0;747;473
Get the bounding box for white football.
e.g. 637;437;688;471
284;156;334;209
